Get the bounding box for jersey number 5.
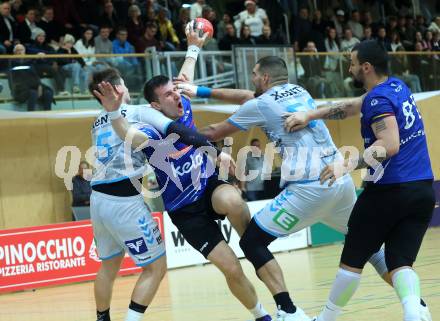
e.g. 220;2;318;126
96;131;113;164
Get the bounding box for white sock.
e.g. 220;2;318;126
249;301;268;319
392;268;421;321
125;308;144;321
319;268;361;321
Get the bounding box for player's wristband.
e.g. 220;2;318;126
186;45;200;60
108;109;122;120
196;86;212;98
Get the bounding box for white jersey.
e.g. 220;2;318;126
91;104;172;186
227;83;342;187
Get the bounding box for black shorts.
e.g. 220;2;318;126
168;176;230;258
341;179;435;271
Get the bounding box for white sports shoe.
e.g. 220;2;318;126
276;307;311;321
421;303;432;321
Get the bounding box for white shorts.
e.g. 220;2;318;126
254;175;356;237
90;191;165;266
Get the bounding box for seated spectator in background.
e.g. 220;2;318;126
340;27;360;51
238;24;256;45
390;31;404;52
415;31;429;50
235;0;269;38
143;6;157;24
415;15;427;34
98;0;120;39
201;5;217;39
9;44;54;111
111;27;139;87
347;10;363;40
424;30;433;51
126;4;144;47
217;13;232;40
256;25;282;44
361;26;374;41
95;25;113;55
175;8;190;50
10;0;25;22
135;21;162;52
312;10;330;36
190;0;205;20
72;161;92;207
57;34;86;94
17;7;37;45
402;15;416;49
377;26;392;51
332;9;346;39
157;7;179;50
428;16;440;34
218;23;239;50
323;27;344;97
292;7;313;50
51;0;85;38
37;6;62;48
26;28;64;94
76;0;100;33
387;16;398;36
300;41;328;98
0;1;17;54
390;46;422;93
432;31;440;51
241;138;265;201
411;41;431;90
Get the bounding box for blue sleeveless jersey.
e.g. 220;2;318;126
139;96;217;212
361;77;433;184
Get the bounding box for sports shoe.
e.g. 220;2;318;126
421;303;432;321
276;307;311;321
256;315;272;321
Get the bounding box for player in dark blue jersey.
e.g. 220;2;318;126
95;75;272;321
284;40;435;321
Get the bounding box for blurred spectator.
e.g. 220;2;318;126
135;21;162;52
9;44;54;111
256;25;282;44
76;0;100;33
72;161;92;206
390;31;403;52
390;46;422;93
190;0;205;20
415;31;428;50
235;0;269;38
0;1;17;54
241;138;265;201
57;34;86;94
397;15;415;49
16;7;37;45
301;41;327;98
201;5;217;39
37;6;62;48
323;27;344;97
218;23;239;50
238;24;256;45
111;27;139;86
175;8;190;50
126;4;144;46
75;28;103;94
26;28;64;94
98;0;120;38
428;16;440;34
415;15;427;34
10;0;25;22
312;10;330;36
217;13;232;40
387;16;398;35
332;9;346;39
51;0;85;38
95;25;113;54
291;7;312;49
157;7;179;50
361;26;374;41
347;10;363;39
432;32;440;51
411;41;431;90
424;30;433;51
340;27;360;52
377;26;392;51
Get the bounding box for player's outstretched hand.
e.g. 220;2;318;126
185;21;209;48
283;111;310;132
94;81;124;112
217;152;236;177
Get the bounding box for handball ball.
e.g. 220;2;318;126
191;18;214;38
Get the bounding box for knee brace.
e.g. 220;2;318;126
368;247;388;276
239;219;276;271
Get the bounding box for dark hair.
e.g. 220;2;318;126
143;75;170;103
250;138;260;145
89;68;122;103
255;56;288;80
81;27;95;48
352;40;389;75
145;21;157;30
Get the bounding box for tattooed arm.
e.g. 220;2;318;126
284;95;365;132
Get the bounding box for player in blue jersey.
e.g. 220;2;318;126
284;40;435;321
94;77;272;320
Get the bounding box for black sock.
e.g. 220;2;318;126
97;308;110;321
273;292;296;314
420;298;426;307
129;300;148;314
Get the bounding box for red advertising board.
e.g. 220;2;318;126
0;213;164;293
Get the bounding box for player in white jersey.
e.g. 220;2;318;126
176;56;395;321
89;27;216;321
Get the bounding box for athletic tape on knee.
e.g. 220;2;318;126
392;268;421;303
368;247;388;276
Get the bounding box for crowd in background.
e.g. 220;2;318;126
0;0;439;107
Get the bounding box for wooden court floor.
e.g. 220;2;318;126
1;228;439;321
